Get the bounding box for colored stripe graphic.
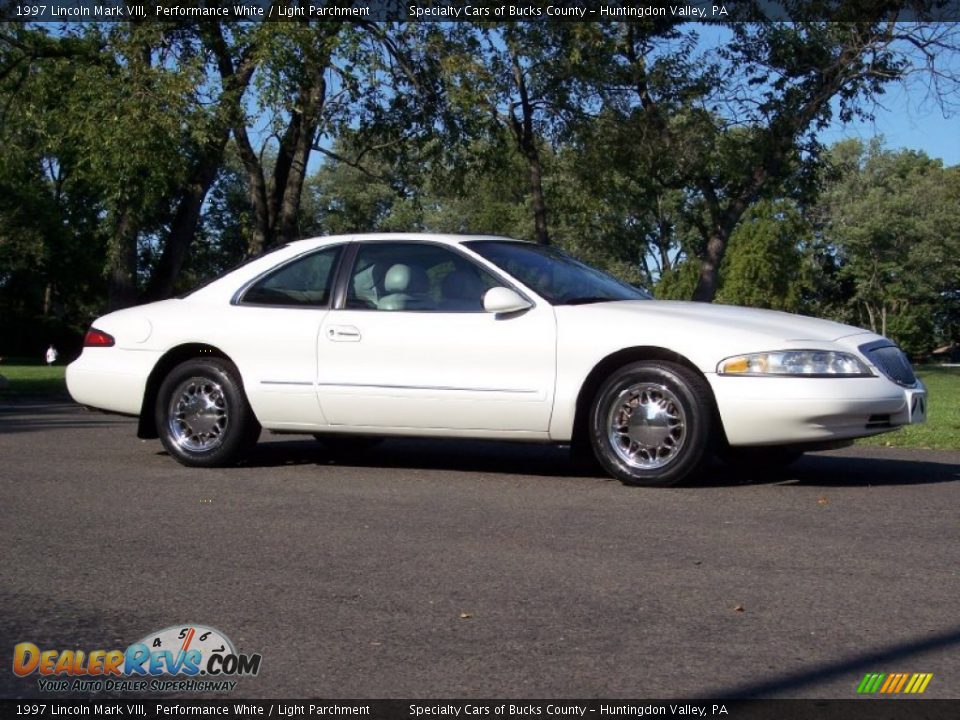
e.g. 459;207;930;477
857;673;885;694
879;674;897;693
857;672;932;694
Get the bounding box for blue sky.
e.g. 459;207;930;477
689;22;959;167
819;83;959;166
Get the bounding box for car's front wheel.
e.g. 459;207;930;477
589;361;714;486
156;358;260;467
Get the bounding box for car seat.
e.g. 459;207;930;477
377;264;435;310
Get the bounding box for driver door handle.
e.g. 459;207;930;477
327;325;361;342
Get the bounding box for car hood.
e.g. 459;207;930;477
554;301;882;368
601;301;869;343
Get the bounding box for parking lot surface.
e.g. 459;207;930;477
2;400;959;699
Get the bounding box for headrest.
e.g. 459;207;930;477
384;264;428;294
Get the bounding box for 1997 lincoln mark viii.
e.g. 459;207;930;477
67;233;926;486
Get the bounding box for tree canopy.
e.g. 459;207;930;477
1;14;958;358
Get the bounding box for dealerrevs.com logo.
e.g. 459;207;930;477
13;624;262;693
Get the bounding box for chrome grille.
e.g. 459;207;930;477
859;341;917;387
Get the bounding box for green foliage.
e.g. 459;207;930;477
857;366;960;450
179;148;253;290
654;261;701;300
304;138;426;236
2;19;959;358
814;140;960;354
0;27;115;350
421;133;537;240
1;23;228;318
716;200;807;311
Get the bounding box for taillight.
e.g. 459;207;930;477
84;328;115;347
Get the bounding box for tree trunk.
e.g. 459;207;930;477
232;58;327;252
142;136;230;302
509;52;550;246
692;227;728;303
205;25;264;256
142;25;257;300
233;124;271;256
522;138;550;246
864;303;877;334
691;182;748;303
275;71;325;246
106;210;139;311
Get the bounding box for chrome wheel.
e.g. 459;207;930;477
606;382;687;470
167;376;228;453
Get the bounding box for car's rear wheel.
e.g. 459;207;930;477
589;361;714;486
156;358;260;467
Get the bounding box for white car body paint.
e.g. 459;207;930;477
67;233;925;454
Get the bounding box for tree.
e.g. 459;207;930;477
576;13;960;301
1;23;251;309
814;139;960;354
1;20;439;313
716;200;807;312
304;136;426;236
223;22;441;254
438;23;587;245
141;23;259;302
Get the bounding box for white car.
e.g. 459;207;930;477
67;233;927;486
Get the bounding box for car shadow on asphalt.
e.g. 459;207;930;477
233;436;960;488
241;436;601;479
784;452;960;487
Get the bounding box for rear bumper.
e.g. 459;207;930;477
710;375;924;446
66;348;160;416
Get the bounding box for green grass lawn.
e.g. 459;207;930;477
0;358;68;398
857;365;960;451
1;358;957;450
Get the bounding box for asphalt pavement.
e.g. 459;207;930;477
1;399;958;700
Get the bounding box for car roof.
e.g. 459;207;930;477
287;232;529;251
187;233;533;303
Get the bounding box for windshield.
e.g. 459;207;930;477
465;241;650;305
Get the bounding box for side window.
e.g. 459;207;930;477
241;246;342;307
346;242;499;312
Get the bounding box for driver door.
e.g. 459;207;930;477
316;241;556;433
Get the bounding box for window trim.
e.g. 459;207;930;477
231;243;348;309
332;239;535;314
463;239;649;306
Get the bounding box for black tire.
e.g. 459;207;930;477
589;361;714;487
155;358;261;467
569;435;604;475
312;434;384;456
720;446;804;470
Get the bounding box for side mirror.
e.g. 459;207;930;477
483;287;532;314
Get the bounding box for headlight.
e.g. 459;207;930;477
717;350;874;377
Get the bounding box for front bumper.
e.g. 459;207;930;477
709;375;926;447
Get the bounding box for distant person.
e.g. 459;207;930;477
45;344;58;366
